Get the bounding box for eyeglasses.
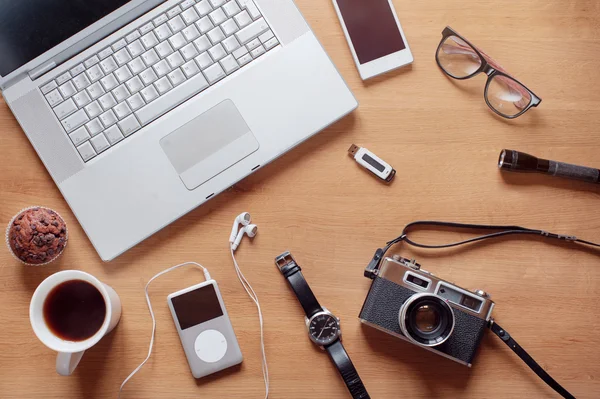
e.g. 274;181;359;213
435;27;541;119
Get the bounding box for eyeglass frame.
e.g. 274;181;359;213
435;26;542;119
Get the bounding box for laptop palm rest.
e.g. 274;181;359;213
160;100;260;190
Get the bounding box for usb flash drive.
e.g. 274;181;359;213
348;144;396;183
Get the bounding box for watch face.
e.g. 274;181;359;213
308;313;340;346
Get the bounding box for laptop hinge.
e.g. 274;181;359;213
29;62;57;81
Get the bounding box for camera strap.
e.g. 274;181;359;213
366;221;599;399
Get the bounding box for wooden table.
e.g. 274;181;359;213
1;0;599;398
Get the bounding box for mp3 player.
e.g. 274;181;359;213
167;280;243;378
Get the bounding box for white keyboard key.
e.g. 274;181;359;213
167;5;183;18
195;52;213;69
153;59;172;77
208;43;227;61
250;44;265;58
232;46;248;59
136;72;208;125
41;81;58;94
140;22;155;35
62;109;90;132
69;126;90;145
100;74;119;91
128;57;146;75
98;47;114;60
84;56;100;68
99;93;117;110
85;118;103;136
195;0;213;16
209;0;226;8
196;16;214;33
169;32;187;50
112;38;128;51
237;52;252;66
100;56;118;74
207;26;225;44
45;89;63;107
235;17;268;44
155;76;174;94
220;54;239;74
222;36;240;53
84;101;103;118
209;8;226;25
114;65;133;83
203;62;226;83
112;84;131;103
86;65;105;82
140;68;159;85
100;110;118;127
87;82;106;100
141;31;159;49
73;73;91;91
127;40;145;58
168;68;186;86
141;85;159;102
125;76;144;94
56;72;72;85
154;24;173;41
153;13;168;26
126;30;142;43
77;141;96;161
156;41;174;58
181;0;196;9
193;35;212;52
73;90;92;108
118;115;142;137
114;48;133;66
168;15;186;33
142;49;160;66
70;63;86;77
114;101;132;119
127;93;146;111
221;19;239;36
182;7;200;24
246;38;261;51
104;125;124;144
167;51;186;68
238;0;261;19
259;30;274;43
91;133;110;153
180;44;198;61
234;10;252;28
59;81;77;98
183;24;201;41
223;1;241;17
182;60;201;77
263;36;279;50
54;99;77;119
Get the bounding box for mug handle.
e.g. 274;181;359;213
56;351;85;376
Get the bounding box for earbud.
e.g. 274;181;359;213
231;224;258;251
229;212;251;243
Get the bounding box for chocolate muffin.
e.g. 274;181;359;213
6;207;68;265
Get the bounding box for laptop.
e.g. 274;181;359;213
0;0;357;260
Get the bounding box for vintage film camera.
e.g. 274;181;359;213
360;255;495;366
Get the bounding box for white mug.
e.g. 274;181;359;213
30;270;122;376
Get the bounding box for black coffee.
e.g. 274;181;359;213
43;279;106;341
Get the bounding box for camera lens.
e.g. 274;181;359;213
399;293;455;347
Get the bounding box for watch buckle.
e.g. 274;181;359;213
275;251;297;271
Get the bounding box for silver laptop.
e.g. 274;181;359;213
0;0;357;260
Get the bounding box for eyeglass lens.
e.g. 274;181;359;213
436;35;481;78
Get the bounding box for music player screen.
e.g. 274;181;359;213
171;284;224;330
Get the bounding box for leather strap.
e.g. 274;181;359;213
325;340;371;399
489;321;576;399
276;253;322;317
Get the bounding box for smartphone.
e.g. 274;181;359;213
332;0;413;80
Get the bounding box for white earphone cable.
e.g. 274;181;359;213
118;262;211;398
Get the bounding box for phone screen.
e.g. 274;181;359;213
336;0;406;64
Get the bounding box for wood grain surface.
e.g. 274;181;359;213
1;0;599;398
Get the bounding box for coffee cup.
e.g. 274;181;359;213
30;270;121;376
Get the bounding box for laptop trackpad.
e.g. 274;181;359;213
160;100;259;190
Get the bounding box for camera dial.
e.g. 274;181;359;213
399;293;456;347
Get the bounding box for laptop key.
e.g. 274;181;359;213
62;109;90;132
86;65;105;82
84;101;103;118
126;30;141;43
167;6;183;19
77;141;97;162
118;115;142;137
127;93;146;111
182;7;200;24
104;125;125;144
154;13;168;26
85;118;104;136
140;68;159;85
87;82;106;100
73;90;92;108
100;56;118;74
54;99;77;120
154;77;173;95
98;47;114;60
220;55;239;74
141;85;159;102
235;17;268;44
183;25;201;41
168;51;186;67
41;81;58;94
263;36;279;50
155;24;173;41
99;110;118;127
203;63;226;83
59;81;77;98
141;32;159;49
223;1;241;17
168;15;186;33
90;133;110;153
69;126;91;145
45;89;63;107
70;63;86;77
194;52;213;69
56;72;72;85
139;22;155;35
208;43;227;61
182;60;200;77
84;55;100;68
208;8;226;25
181;0;196;9
237;52;252;66
99;93;117;111
100;74;119;91
114;48;133;66
233;10;252;28
112;84;131;103
112;38;128;51
195;0;213;16
250;44;265;58
73;73;91;91
168;68;186;86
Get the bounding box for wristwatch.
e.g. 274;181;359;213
275;251;370;399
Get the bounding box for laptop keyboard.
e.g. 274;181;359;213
39;0;279;162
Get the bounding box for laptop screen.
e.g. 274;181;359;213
0;0;131;77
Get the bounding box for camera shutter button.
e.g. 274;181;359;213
475;289;491;298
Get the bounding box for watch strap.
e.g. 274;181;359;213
325;340;370;399
275;252;322;317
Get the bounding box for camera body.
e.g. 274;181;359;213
359;256;495;366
